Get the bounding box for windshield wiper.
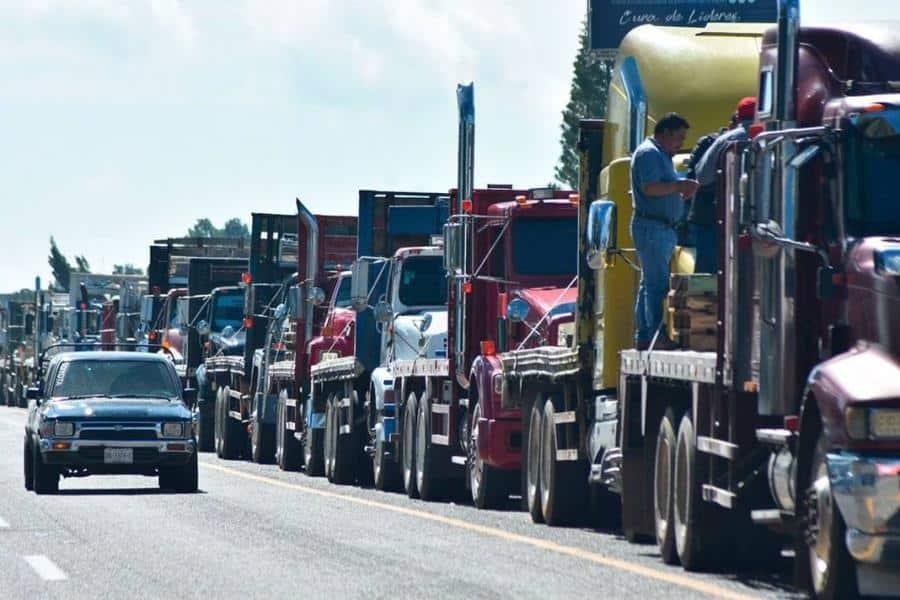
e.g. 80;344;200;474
106;393;176;400
60;394;111;400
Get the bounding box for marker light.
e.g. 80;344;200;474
568;193;580;206
462;199;473;213
242;272;253;285
864;103;886;113
480;340;496;356
243;317;254;329
463;282;473;295
498;292;508;318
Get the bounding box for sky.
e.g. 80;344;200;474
1;0;898;292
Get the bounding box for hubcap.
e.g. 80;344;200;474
468;404;483;499
416;399;427;492
540;405;553;509
807;446;834;594
655;430;671;540
527;406;541;508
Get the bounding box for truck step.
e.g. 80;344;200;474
556;449;578;461
228;410;242;421
431;434;449;446
286;421;295;431
751;509;783;526
339;397;350;408
451;455;467;466
756;428;793;446
431;403;450;415
553;410;577;425
458;398;469;409
702;484;735;509
697;436;738;460
339;425;351;435
285;397;297;408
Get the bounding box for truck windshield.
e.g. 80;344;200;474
398;255;447;307
334;277;352;309
512;218;578;276
51;360;177;399
849;114;900;236
211;290;244;332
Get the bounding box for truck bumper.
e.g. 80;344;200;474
477;417;521;471
827;452;900;597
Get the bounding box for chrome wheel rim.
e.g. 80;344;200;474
402;398;415;490
540;403;553;509
526;405;541;510
655;427;672;542
468;403;483;500
807;441;834;595
415;398;427;493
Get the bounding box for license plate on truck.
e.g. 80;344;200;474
103;448;133;464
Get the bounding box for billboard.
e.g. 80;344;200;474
589;0;778;58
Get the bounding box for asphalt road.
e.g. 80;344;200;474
0;407;801;599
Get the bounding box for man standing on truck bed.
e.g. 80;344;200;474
630;112;698;350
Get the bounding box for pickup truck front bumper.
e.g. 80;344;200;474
827;452;900;597
40;438;196;470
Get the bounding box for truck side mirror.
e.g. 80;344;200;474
507;298;530;323
244;284;256;319
308;287;326;307
196;320;211;337
373;301;393;324
443;222;463;273
351;259;372;312
586;200;617;270
288;285;304;320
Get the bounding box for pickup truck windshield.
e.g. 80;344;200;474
211;290;244;332
512;217;578;276
849;114;900;237
51;360;177;399
398;255;447;307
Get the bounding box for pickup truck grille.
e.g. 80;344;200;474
79;429;158;441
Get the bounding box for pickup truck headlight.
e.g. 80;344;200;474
163;422;185;438
54;422;75;437
39;420;55;438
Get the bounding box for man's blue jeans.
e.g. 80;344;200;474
691;223;717;274
632;217;677;344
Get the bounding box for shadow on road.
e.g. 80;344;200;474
55;488;207;496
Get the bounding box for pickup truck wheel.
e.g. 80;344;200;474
415;392;447;501
673;415;725;571
23;436;34;491
303;415;325;477
373;410;400;491
540;397;582;525
32;441;58;494
402;392;419;499
196;400;215;452
802;430;856;599
174;452;199;493
525;400;544;523
276;391;301;471
654;408;679;565
469;401;506;509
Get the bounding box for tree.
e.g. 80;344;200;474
186;217;249;239
48;237;73;292
113;264;144;275
554;18;612;190
74;255;91;273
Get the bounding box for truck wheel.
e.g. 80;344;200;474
214;387;225;458
468;401;506;509
196;401;215;452
402;392;419;499
416;392;447;501
654;408;679;565
276;391;301;471
251;421;275;464
324;394;337;482
303;417;325;477
330;394;355;485
373;410;400;491
673;415;724;571
540;397;581;525
525;400;544;523
23;436;34;491
32;442;58;494
16;380;26;408
801;430;856;599
219;386;240;460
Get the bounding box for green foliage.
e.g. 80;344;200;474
113;264;144;275
187;217;250;239
8;288;34;302
48;236;73;292
555;19;612;190
74;255;91;273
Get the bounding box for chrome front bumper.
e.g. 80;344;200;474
828;452;900;596
39;438;196;454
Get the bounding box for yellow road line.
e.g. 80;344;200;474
201;462;758;600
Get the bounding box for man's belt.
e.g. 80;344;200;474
634;211;678;228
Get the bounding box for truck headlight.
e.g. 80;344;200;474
54;421;75;437
556;322;575;347
845;406;868;440
163;422;185;438
870;408;900;439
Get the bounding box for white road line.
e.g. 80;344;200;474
23;555;67;581
0;515;9;528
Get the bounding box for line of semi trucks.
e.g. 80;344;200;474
4;2;900;596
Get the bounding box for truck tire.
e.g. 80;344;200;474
673;415;725;571
23;436;34;491
303;418;325;477
251;421;275;464
468;401;506;509
402;392;419;499
32;442;58;494
373;409;400;491
416;392;447;501
525;400;544;523
196;401;215;452
219;386;241;460
540;397;582;525
276;390;301;471
214;387;225;458
800;430;856;599
328;394;355;485
654;408;679;565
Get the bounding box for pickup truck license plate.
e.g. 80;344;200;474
104;448;133;464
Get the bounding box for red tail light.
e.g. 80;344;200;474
480;340;496;356
242;272;252;284
498;292;508;318
243;317;253;329
462;199;473;213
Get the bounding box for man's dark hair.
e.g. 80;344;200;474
654;112;690;135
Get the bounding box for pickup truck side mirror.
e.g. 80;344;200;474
182;387;197;406
26;386;41;400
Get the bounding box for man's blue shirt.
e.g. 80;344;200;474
630;137;683;224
